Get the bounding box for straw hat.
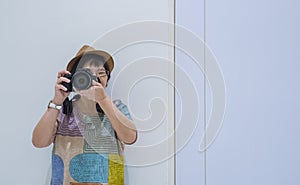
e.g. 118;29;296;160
66;45;114;73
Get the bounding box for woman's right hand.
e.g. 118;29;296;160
52;70;71;105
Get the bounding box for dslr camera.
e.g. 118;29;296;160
62;68;99;92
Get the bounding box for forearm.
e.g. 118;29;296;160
98;97;137;144
32;70;70;148
32;108;59;148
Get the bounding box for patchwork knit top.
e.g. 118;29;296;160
50;100;131;185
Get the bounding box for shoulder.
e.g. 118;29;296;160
113;99;128;110
113;99;128;108
113;99;123;106
113;99;131;115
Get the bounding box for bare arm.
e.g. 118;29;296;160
80;80;137;144
98;97;137;144
32;70;70;148
32;108;60;148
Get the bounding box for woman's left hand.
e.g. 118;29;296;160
79;80;108;103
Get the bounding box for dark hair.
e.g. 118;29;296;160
63;54;110;115
71;54;111;82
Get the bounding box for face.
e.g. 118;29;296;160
82;63;108;88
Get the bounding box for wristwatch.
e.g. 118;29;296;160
47;100;62;110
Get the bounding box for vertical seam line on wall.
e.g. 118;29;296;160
173;0;176;184
204;0;207;185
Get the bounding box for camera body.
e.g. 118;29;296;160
62;69;99;92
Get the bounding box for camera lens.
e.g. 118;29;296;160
72;69;93;90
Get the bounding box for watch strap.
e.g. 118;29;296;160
48;100;62;110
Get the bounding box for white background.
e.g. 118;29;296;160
176;0;300;185
0;0;173;184
1;0;299;185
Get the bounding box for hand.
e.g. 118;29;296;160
52;70;71;105
79;80;108;103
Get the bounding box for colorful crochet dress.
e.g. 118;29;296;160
50;100;131;185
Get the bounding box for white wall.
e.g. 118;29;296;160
175;0;205;184
2;0;299;185
175;0;300;185
0;1;174;185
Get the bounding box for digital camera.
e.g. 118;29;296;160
62;68;99;92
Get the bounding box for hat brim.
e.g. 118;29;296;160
67;50;114;73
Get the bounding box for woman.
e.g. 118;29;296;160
32;45;137;185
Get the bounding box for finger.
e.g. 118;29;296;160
57;70;71;78
78;89;88;95
79;88;88;92
80;92;95;101
55;84;68;92
79;89;95;97
57;77;71;84
92;80;102;87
